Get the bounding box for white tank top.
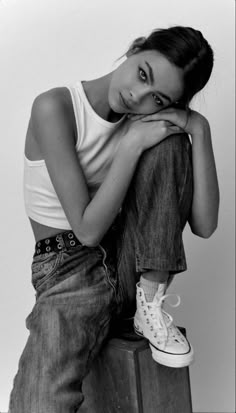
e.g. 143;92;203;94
23;81;126;229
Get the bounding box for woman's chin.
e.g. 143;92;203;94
108;92;129;114
109;101;126;115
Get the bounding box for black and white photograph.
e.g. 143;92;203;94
0;1;235;412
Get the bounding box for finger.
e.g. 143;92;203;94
127;114;146;120
128;111;167;121
141;112;176;123
140;114;159;122
161;121;180;127
139;112;172;122
128;107;176;120
168;124;183;131
167;126;186;135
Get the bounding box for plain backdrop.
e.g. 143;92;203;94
0;0;235;412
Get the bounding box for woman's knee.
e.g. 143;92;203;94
132;133;192;193
137;133;190;171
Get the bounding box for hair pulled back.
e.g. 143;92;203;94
129;26;214;107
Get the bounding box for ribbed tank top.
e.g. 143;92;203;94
23;81;126;229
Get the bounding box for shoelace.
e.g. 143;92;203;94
148;294;181;344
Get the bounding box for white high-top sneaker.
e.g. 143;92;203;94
134;282;194;368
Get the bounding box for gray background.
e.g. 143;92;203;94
0;0;235;412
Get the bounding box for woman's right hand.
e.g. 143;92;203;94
117;117;185;152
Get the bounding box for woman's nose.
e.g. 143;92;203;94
129;86;148;104
129;89;140;104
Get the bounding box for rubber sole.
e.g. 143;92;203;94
134;325;194;368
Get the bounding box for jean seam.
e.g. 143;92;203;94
116;217;130;303
98;245;117;296
178;154;191;207
83;314;112;378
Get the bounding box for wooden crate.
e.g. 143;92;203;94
81;328;193;413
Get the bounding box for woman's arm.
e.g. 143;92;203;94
129;108;220;238
31;90;184;247
188;117;219;238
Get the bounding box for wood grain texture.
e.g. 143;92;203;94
138;348;192;413
81;328;193;413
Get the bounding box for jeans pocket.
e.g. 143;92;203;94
31;252;62;292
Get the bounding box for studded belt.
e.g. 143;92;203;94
34;230;82;256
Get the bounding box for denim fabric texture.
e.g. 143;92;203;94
9;133;193;413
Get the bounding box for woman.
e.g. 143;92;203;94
9;26;219;412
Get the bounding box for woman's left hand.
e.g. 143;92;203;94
128;107;209;136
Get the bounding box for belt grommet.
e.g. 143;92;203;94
70;240;76;246
45;239;50;244
37;249;41;254
37;242;41;247
68;233;74;239
56;235;61;242
57;243;62;249
46;246;51;252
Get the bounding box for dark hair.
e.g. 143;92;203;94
128;26;214;108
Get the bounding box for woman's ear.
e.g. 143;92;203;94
171;100;188;110
126;36;146;57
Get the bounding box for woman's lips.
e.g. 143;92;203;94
120;93;130;110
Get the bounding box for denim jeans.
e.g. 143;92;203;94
9;133;193;413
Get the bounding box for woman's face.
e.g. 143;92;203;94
108;50;184;115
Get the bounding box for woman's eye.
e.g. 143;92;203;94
139;68;147;81
153;94;163;106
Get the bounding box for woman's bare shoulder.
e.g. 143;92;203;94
31;87;77;141
34;87;74;119
25;87;77;160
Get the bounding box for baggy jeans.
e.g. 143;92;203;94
9;133;193;413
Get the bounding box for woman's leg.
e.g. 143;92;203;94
111;133;194;367
115;133;193;318
8;235;118;413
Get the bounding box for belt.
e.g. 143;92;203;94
34;230;82;256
